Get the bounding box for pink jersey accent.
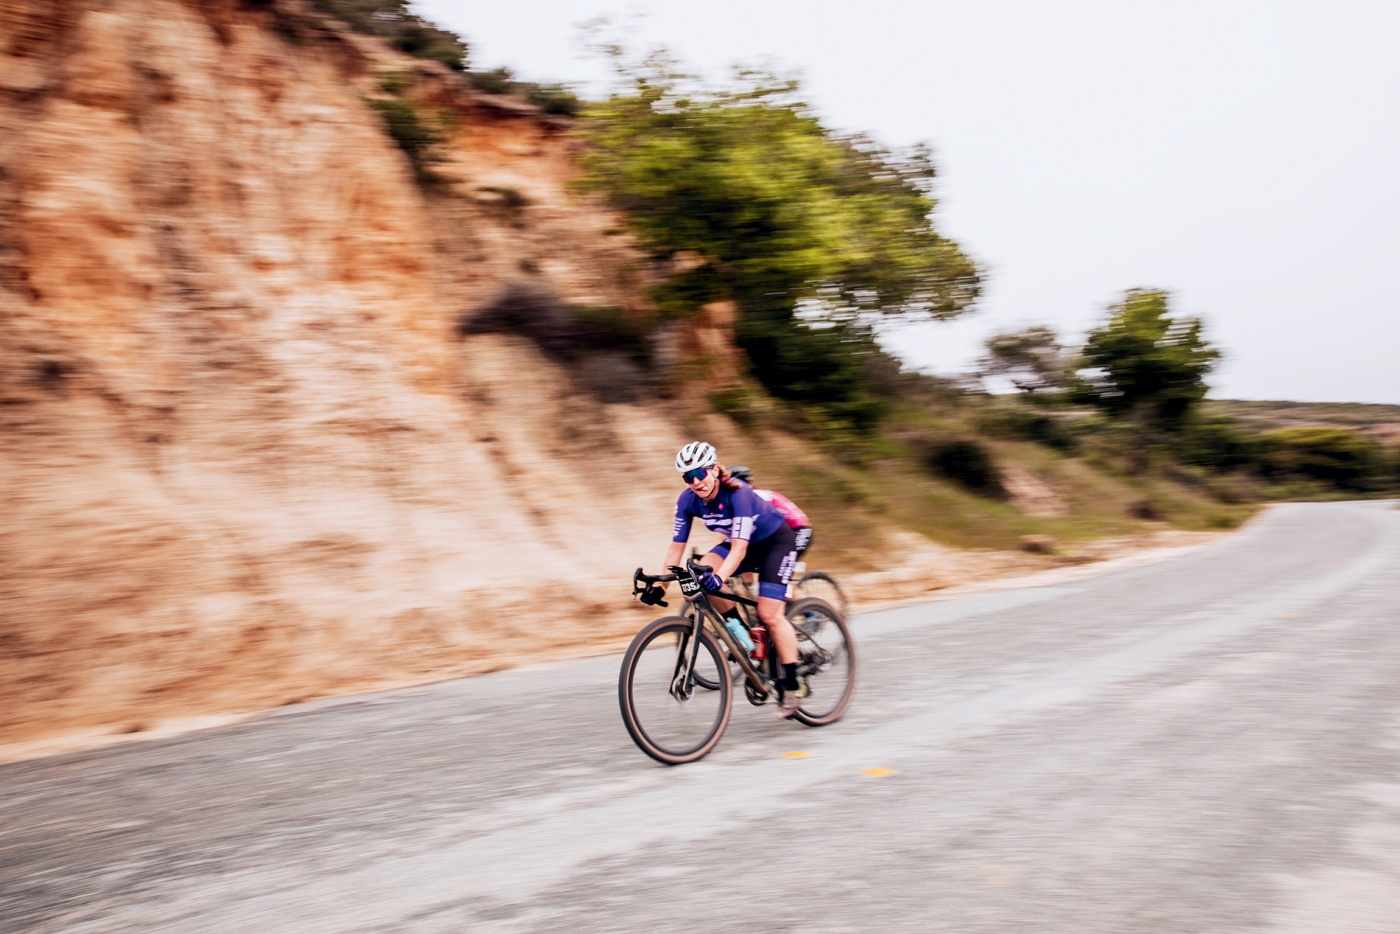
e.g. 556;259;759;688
754;488;810;529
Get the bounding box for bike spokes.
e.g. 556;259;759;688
785;598;857;726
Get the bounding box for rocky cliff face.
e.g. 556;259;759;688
0;0;701;749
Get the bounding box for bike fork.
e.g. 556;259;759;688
669;617;704;700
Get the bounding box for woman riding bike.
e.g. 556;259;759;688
651;442;808;718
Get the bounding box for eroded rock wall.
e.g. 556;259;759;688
0;0;687;746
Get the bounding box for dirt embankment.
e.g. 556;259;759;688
0;0;1233;761
0;0;698;750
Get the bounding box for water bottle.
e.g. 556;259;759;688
723;616;754;653
750;625;767;661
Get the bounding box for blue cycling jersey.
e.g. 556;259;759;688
672;483;786;545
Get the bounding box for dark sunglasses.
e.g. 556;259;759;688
681;466;712;485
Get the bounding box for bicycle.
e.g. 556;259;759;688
620;556;857;765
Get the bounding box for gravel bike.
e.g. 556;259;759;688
620;556;857;765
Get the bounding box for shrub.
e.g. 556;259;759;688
1128;499;1162;520
458;285;653;370
309;0;467;70
465;71;581;117
468;67;515;95
1260;427;1384;491
974;406;1076;452
523;83;582;117
919;438;1006;499
367;98;447;182
736;318;887;436
1179;417;1265;473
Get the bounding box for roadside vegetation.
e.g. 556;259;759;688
340;13;1399;557
305;1;583;117
564;46;1399;557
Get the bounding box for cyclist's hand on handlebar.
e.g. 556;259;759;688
698;571;724;593
639;584;668;607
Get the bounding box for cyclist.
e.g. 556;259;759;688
726;465;813;558
650;441;807;718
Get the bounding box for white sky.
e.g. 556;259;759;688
416;0;1400;404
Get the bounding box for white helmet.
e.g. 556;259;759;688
675;441;717;474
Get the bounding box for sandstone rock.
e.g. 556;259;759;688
0;0;686;749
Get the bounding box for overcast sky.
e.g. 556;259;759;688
416;0;1400;404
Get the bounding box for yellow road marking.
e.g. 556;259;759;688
862;767;898;777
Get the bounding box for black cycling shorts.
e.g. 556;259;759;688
709;523;801;601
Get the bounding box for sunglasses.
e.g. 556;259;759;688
681;466;712;485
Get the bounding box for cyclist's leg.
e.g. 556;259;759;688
753;525;801;667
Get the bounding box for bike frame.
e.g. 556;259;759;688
666;564;773;701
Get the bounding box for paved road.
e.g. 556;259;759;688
3;501;1399;933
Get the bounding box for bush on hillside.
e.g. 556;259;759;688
1178;416;1266;473
524;83;583;117
310;0;467;70
458;284;652;369
367;98;447;182
468;67;515;95
974;406;1077;452
736;318;888;434
458;286;657;401
467;69;583;117
1260;427;1384;491
917;437;1006;499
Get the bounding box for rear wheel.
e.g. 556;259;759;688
785;598;857;727
793;571;849;618
619;617;732;765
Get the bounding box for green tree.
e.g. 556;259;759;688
1075;289;1219;431
977;325;1070;395
575;50;980;430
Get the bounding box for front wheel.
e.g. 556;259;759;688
619;617;733;765
785;598;857;727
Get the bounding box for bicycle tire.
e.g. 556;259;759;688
793;571;850;618
785;597;857;727
619;616;733;765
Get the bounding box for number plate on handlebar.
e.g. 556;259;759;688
678;576;702;600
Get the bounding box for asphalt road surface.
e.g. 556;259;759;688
3;500;1399;933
